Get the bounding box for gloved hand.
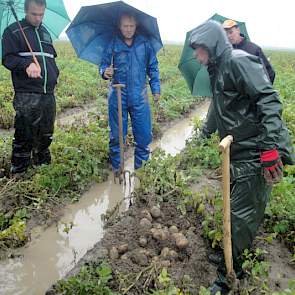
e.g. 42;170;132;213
260;149;283;185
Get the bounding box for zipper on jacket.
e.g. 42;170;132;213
35;27;47;94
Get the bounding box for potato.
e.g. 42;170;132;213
131;250;148;266
109;247;119;260
121;254;129;260
152;229;167;241
172;232;183;241
140;218;152;229
139;237;148;247
152;256;160;263
150;206;161;218
169;225;179;234
160;260;171;268
140;209;153;222
154;223;162;229
139;248;151;257
169;250;178;259
160;247;170;259
117;243;128;254
175;236;189;250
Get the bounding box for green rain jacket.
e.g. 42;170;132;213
189;21;294;165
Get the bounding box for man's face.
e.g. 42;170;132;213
25;2;45;27
225;26;241;45
194;47;209;65
119;16;136;40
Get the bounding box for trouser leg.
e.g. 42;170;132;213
32;94;56;166
130;100;152;169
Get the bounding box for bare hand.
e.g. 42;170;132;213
26;63;41;78
103;66;114;80
153;93;160;104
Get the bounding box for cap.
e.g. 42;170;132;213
222;19;238;29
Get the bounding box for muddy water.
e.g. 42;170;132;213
0;101;209;295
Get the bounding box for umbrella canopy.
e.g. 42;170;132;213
66;0;163;65
178;13;250;97
0;0;70;57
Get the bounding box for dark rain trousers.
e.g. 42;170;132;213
11;92;56;173
216;160;272;289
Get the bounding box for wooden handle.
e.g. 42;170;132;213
114;84;125;173
219;135;233;152
220;135;234;276
113;84;125;89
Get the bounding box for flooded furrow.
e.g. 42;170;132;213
0;101;209;295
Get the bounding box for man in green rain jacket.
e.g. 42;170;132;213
189;20;294;294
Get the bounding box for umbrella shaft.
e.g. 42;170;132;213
8;2;41;70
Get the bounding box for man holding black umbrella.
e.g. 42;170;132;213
2;0;59;177
100;13;161;175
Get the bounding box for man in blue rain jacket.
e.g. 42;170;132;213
100;13;160;173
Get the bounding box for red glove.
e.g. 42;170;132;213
260;149;283;185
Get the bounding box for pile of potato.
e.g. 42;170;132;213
108;206;189;267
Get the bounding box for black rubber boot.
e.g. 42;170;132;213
209;282;230;295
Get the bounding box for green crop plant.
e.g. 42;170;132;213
56;261;119;295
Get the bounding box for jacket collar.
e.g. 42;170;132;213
21;18;43;30
115;33;146;49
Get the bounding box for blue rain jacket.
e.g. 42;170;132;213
100;34;160;169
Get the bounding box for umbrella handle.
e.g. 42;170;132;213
8;3;41;72
219;135;234;276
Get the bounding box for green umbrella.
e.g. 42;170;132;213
178;13;250;97
0;0;70;58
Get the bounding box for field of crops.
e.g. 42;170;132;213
0;43;295;294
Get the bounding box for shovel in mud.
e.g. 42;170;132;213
112;84;131;185
219;135;237;286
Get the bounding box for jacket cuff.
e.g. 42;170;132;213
21;58;34;70
150;85;160;95
99;67;109;80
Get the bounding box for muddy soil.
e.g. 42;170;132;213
48;172;295;295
